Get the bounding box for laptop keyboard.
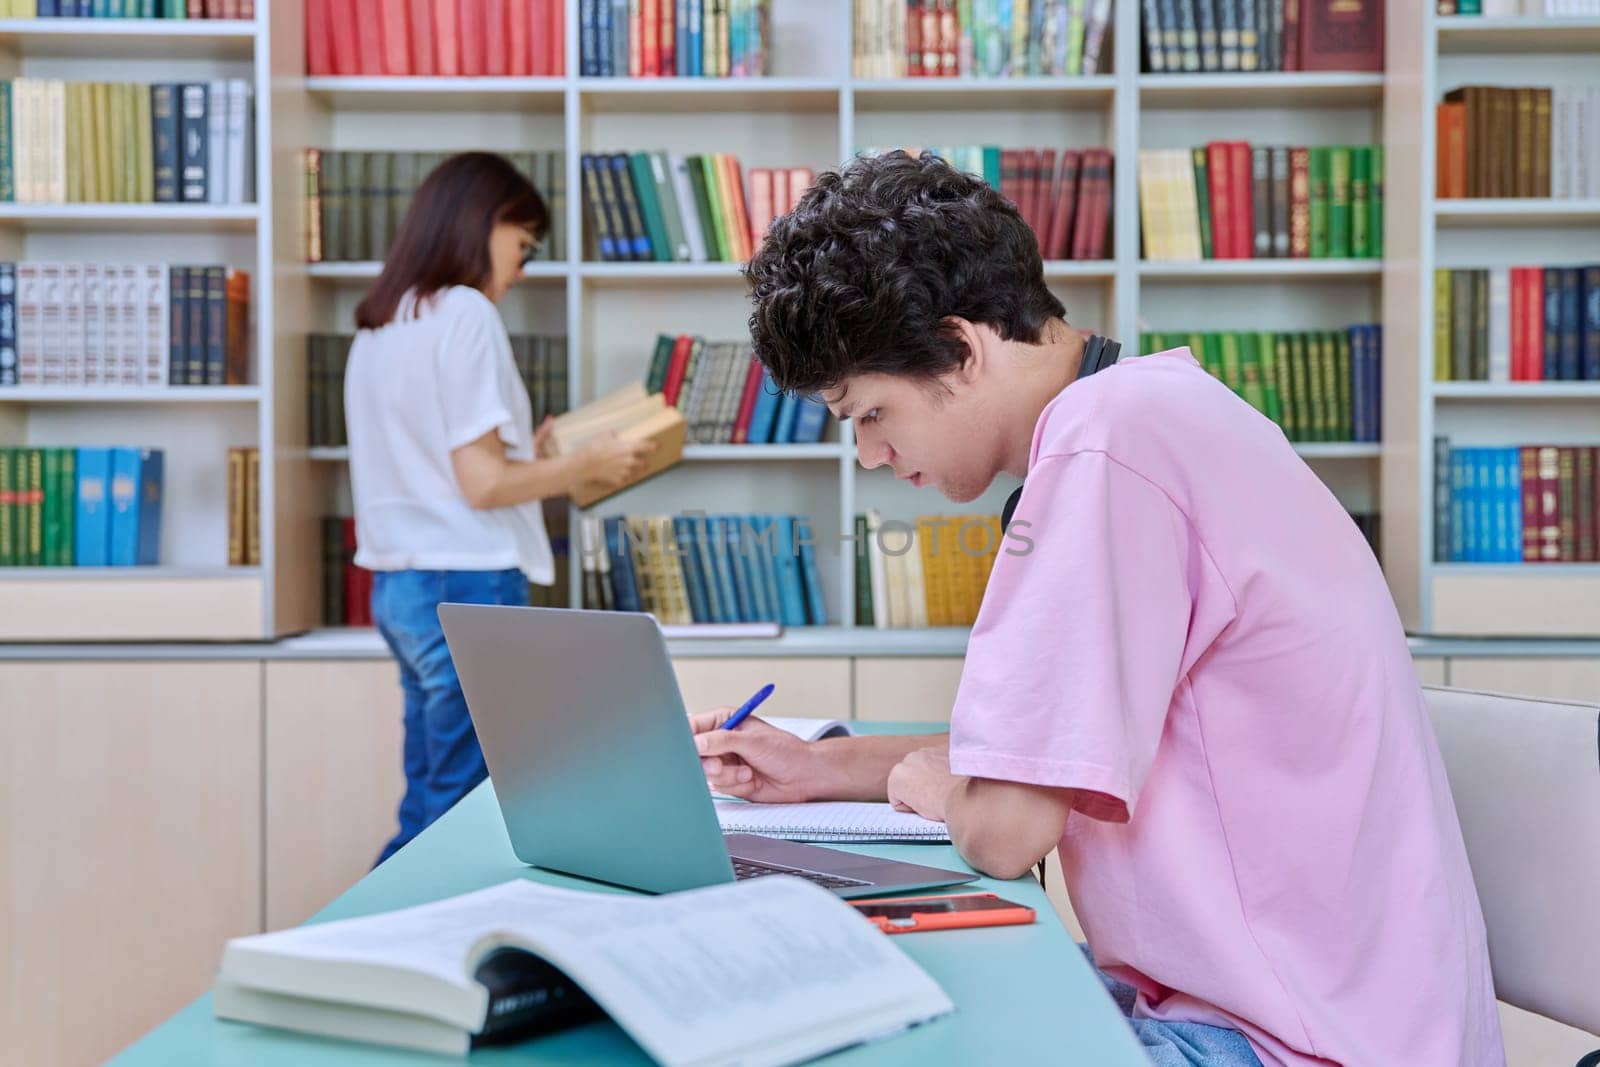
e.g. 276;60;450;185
731;857;871;890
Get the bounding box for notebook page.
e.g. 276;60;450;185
760;716;854;741
715;800;950;842
506;875;953;1067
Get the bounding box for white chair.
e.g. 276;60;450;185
1423;685;1600;1067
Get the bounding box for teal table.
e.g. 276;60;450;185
113;725;1151;1066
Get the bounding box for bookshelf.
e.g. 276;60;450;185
1383;5;1600;636
0;9;283;641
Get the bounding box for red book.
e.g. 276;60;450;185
921;0;939;77
721;155;755;261
329;0;360;72
1523;265;1545;381
1289;146;1311;258
436;0;462;75
356;0;387;74
1229;141;1252;263
187;0;202;16
1044;150;1080;260
730;358;764;443
663;335;693;406
549;0;565;75
1510;267;1526;381
904;0;922;75
939;0;958;75
1540;446;1561;561
1299;0;1382;73
408;0;437;74
1019;149;1041;237
1036;149;1058;246
1436;102;1466;199
380;0;412;74
661;0;676;75
1283;0;1302;70
306;0;335;74
786;168;813;212
1206;141;1233;258
459;0;486;75
629;0;642;75
483;0;508;74
772;169;790;222
749;168;774;241
508;0;531;74
999;149;1023;219
1088;150;1114;260
1069;150;1102;261
642;0;660;75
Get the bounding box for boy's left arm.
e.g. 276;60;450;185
887;745;1074;881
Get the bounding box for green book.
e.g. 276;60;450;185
65;84;85;204
1334;330;1353;442
1256;331;1281;426
854;513;874;627
366;152;393;262
135;85;154;204
124;83;141;204
627;153;671;264
24;447;42;567
389;153;420;256
344;152;369;262
166;0;185;16
1288;333;1314;443
1349;147;1371;259
320;152;345;262
1191;147;1213;260
1368;145;1384;258
1457;0;1480;11
982;145;1001;188
1218;332;1244;396
1199;332;1225;381
1315;331;1340;442
1308;147;1330;259
1328;147;1352;259
646;334;675;394
0;448;13;567
549;151;567;261
0;82;12;204
1274;334;1298;441
93;82;114;205
696;155;731;262
42;448;60;567
684;155;723;262
1238;333;1267;415
648;152;689;262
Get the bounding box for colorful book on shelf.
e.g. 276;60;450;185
852;0;1111;77
226;446;260;568
308;0;564;76
1139;142;1381;262
643;333;829;445
1433;441;1600;565
1140;326;1382;444
1142;0;1381;73
582;0;768;76
1431;264;1600;383
1438;84;1597;200
856;513;1001;630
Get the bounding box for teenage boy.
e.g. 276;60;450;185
692;152;1503;1067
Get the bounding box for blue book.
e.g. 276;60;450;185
38;0;58;15
1366;325;1383;443
690;514;726;622
1559;268;1581;382
609;155;652;261
750;516;783;623
736;516;774;622
723;517;756;622
746;368;781;444
795;516;828;625
770;516;809;626
108;448;144;566
604;517;643;612
772;392;801;444
675;0;691;75
1474;450;1494;565
1347;328;1366;444
134;449;163;565
74;448;112;567
673;516;710;622
791;397;828;444
580;0;598;76
1449;448;1466;563
706;517;742;622
0;263;16;386
610;0;628;76
595;0;612;77
582;157;616;260
1489;448;1510;563
1582;265;1600;381
1502;447;1522;564
687;0;703;76
1544;268;1562;380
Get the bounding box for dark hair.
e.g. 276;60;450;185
742;150;1066;395
355;151;549;330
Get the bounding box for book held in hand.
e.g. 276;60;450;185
213;876;954;1063
541;381;687;507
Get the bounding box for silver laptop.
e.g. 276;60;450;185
438;603;977;899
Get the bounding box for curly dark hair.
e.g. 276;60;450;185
742;150;1066;395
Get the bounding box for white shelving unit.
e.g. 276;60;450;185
0;14;285;641
1382;5;1600;636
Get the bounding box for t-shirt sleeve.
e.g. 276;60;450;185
436;291;519;452
948;450;1214;824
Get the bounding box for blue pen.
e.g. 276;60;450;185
720;683;775;731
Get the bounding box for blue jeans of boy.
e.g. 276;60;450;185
372;568;529;864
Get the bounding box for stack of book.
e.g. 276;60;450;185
851;0;1112;78
306;332;566;448
225;446;259;568
581;152;811;262
306;150;566;263
644;334;829;445
1433;441;1600;564
854;512;1002;629
579;0;772;77
1433;266;1600;382
306;0;565;76
861;145;1113;260
1439;2;1600;15
1140;0;1383;73
578;513;829;626
1140;326;1383;443
0;446;163;567
1;80;254;204
1139;143;1383;261
0;263;250;389
1436;86;1599;200
16;0;251;15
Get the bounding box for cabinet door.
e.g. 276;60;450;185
671;658;852;719
0;661;261;1067
264;660;406;930
854;657;965;723
1446;658;1600;706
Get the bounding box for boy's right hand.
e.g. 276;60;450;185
579;432;655;489
690;707;817;804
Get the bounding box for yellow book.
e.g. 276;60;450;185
1433;269;1452;382
625;516;658;617
93;82;113;204
1137;151;1163;260
47;79;64;203
135;85;154;203
64;82;84;203
654;517;693;625
123;82;139;203
902;525;928;628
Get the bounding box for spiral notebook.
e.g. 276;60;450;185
715;800;951;843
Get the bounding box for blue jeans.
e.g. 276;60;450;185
1085;947;1264;1067
372;568;529;864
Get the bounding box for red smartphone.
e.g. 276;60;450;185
849;892;1037;934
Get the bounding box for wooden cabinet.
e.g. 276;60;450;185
0;661;261;1067
670;658;852;719
264;660;406;930
853;657;965;722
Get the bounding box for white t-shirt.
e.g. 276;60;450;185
344;285;554;583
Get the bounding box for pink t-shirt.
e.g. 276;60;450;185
948;348;1504;1066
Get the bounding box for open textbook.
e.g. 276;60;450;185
214;877;953;1064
